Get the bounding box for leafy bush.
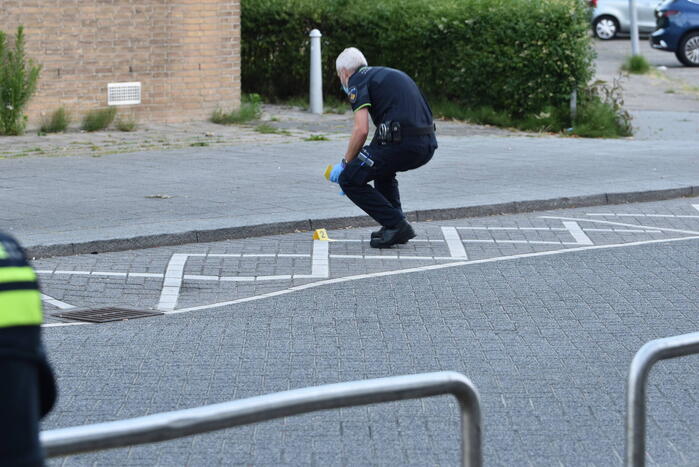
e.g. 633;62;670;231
40;107;71;133
0;26;42;135
621;55;651;74
116;116;137;132
81;107;117;132
242;0;594;116
211;93;262;124
572;77;632;138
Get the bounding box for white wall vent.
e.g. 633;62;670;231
107;82;141;106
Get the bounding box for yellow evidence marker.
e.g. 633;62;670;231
313;229;330;241
324;164;333;181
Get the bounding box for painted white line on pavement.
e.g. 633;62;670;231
587;213;699;219
329;254;463;261
458;227;567;231
165;235;699;315
43;321;87;328
442;226;468;259
37;270;163;279
693;204;699;213
583;229;661;233
542;216;699;236
157;253;188;311
41;294;76;310
330;239;443;243
219;276;256;282
563;221;593;245
461;239;579;246
293;240;329;279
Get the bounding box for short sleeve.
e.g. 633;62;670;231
347;72;371;112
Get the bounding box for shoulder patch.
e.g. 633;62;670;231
348;87;358;104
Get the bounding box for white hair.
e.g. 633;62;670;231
335;47;368;74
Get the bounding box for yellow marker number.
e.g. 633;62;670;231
313;229;330;241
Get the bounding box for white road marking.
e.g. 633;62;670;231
329;254;462;261
195;253;311;258
541;216;699;236
157;253;188;311
37;270;163;279
583;229;661;233
165;235;699;315
458;226;567;231
563;221;594;245
127;273;164;278
587;213;699;219
330;239;443;243
442;226;468;259
43;321;87;328
41;294;75;310
462;239;581;246
299;240;329;278
693;204;699;213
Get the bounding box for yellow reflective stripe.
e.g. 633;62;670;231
0;244;7;259
0;289;43;327
353;103;371;112
0;266;37;284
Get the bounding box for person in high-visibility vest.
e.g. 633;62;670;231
0;232;56;466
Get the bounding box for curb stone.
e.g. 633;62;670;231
26;186;699;259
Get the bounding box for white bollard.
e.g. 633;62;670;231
309;29;323;115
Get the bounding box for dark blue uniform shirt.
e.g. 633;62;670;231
347;66;437;147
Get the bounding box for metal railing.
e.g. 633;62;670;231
625;331;699;467
42;371;482;466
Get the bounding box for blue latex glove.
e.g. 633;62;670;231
329;163;344;183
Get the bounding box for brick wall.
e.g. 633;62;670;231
0;0;240;126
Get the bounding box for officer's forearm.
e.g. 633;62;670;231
344;127;368;162
344;108;369;162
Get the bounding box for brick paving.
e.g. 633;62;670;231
37;198;699;466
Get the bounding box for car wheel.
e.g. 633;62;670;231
676;32;699;67
593;15;619;40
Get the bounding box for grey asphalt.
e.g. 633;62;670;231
38;199;699;465
3;135;698;257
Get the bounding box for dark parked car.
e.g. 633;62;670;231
651;0;699;65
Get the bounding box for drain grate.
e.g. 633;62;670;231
52;307;163;323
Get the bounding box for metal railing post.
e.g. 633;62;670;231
42;371;481;466
625;331;699;467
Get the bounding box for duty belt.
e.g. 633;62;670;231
376;121;436;145
400;123;436;137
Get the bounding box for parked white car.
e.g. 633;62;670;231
590;0;662;39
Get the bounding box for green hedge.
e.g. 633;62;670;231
242;0;594;115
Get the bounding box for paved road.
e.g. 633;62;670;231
3;136;698;253
38;198;699;465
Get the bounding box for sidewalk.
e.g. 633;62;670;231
4;39;699;258
2;132;697;257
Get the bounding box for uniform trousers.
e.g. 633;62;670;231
339;137;435;228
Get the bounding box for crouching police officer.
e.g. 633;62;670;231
0;232;56;466
329;47;437;248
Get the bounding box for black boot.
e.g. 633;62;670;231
370;227;385;239
370;220;416;248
